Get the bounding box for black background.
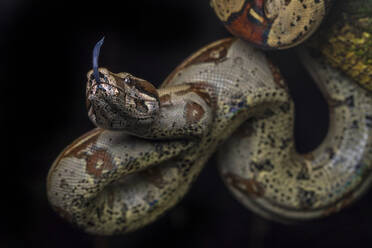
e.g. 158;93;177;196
2;0;372;247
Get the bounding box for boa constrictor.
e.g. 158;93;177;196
47;0;372;235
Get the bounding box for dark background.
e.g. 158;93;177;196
2;0;372;247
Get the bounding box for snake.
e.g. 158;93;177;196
307;0;372;91
47;0;372;235
209;0;333;49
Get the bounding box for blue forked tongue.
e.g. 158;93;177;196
93;36;105;83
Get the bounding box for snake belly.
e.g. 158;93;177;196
47;39;372;234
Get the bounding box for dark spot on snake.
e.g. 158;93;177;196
59;179;69;189
345;95;354;108
279;138;291;150
268;134;276;147
297;166;310;180
366;115;372;128
287;170;293;177
351;120;359;129
237;120;255;137
279;103;291;113
298;188;316;208
325;147;335;159
252;160;274;171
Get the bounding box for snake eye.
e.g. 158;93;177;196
124;76;132;84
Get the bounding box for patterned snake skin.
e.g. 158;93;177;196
47;0;372;235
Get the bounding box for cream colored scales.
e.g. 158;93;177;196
210;0;330;49
47;0;372;235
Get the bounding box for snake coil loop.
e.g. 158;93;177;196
210;0;333;49
47;0;372;235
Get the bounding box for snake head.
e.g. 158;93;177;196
86;68;160;131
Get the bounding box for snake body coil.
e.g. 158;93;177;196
47;0;372;235
308;0;372;91
210;0;333;49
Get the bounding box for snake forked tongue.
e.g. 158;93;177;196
93;36;105;84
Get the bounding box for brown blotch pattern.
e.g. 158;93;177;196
189;40;232;65
161;38;235;87
159;94;172;106
224;2;269;47
184;101;205;124
224;173;265;197
175;82;216;108
85;148;114;178
59;128;115;178
266;57;287;90
63;128;103;158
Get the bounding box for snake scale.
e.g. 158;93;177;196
47;0;372;235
